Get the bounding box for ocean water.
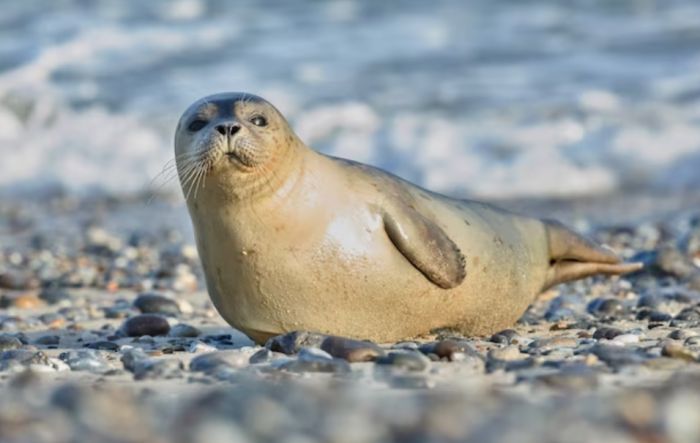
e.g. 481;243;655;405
1;0;699;199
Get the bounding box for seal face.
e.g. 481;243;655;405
175;92;642;344
174;93;299;201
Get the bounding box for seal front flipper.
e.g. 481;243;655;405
542;219;643;290
381;203;466;289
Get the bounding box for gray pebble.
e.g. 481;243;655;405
490;329;519;345
168;323;201;338
376;351;431;372
249;349;273;364
589;344;647;368
121;314;170;337
38;288;70;305
34;335;60;346
0;349;51;371
190;350;251;373
265;331;327;355
668;329;698;340
278;357;351;374
489;345;526;362
637;294;662;309
85;341;121;352
587;298;624;316
59;349;111;373
593;327;624;340
0;334;22;351
120;347;151;372
675;307;700;322
298;347;334;362
134;358;184;380
133;293;181;316
533;367;599;390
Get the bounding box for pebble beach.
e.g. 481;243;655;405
2;193;700;443
3;1;700;441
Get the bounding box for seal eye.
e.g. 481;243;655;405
250;116;267;127
188;119;207;132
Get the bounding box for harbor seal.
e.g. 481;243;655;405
174;92;642;344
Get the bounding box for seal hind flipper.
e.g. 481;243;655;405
382;203;466;289
542;219;643;290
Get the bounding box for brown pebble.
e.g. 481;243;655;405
661;340;697;362
321;336;384;362
12;293;43;309
432;339;476;361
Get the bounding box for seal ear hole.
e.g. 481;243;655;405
250;115;268;127
188;119;208;132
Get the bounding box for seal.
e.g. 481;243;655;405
174;92;642;344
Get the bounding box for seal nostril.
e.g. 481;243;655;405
229;125;240;136
215;125;227;135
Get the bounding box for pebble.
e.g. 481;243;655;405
38;288;70;305
120;314;170;337
593;327;624;340
488;345;526;362
133;293;181;316
656;244;695;278
637;294;663;309
120;347;151;373
489;329;519;344
85;341;121;352
59;350;111;373
278;356;351;374
298;347;334;362
321;336;384;362
531;336;578;352
675;307;700;323
376;351;431;372
668;329;698;340
0;334;22;351
34;335;60;346
266;331;326;355
533;367;600;390
0;271;36;290
661;341;697;362
9;293;43;309
190;350;252;373
38;313;65;328
587;298;624;316
689;273;700;291
589;344;647;368
187;341;218;354
168;323;201;338
0;349;52;371
133;358;184;380
611;334;641;345
249;349;273;364
428;339;476;361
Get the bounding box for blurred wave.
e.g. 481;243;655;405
1;0;699;198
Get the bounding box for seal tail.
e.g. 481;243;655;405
542;219;643;290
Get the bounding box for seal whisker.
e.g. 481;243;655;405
180;162;202;199
192;164;207;199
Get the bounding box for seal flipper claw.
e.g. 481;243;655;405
382;204;466;289
543;219;643;290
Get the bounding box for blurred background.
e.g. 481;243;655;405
1;0;699;201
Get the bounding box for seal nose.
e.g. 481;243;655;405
215;124;241;136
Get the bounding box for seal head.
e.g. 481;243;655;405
174;92;301;200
